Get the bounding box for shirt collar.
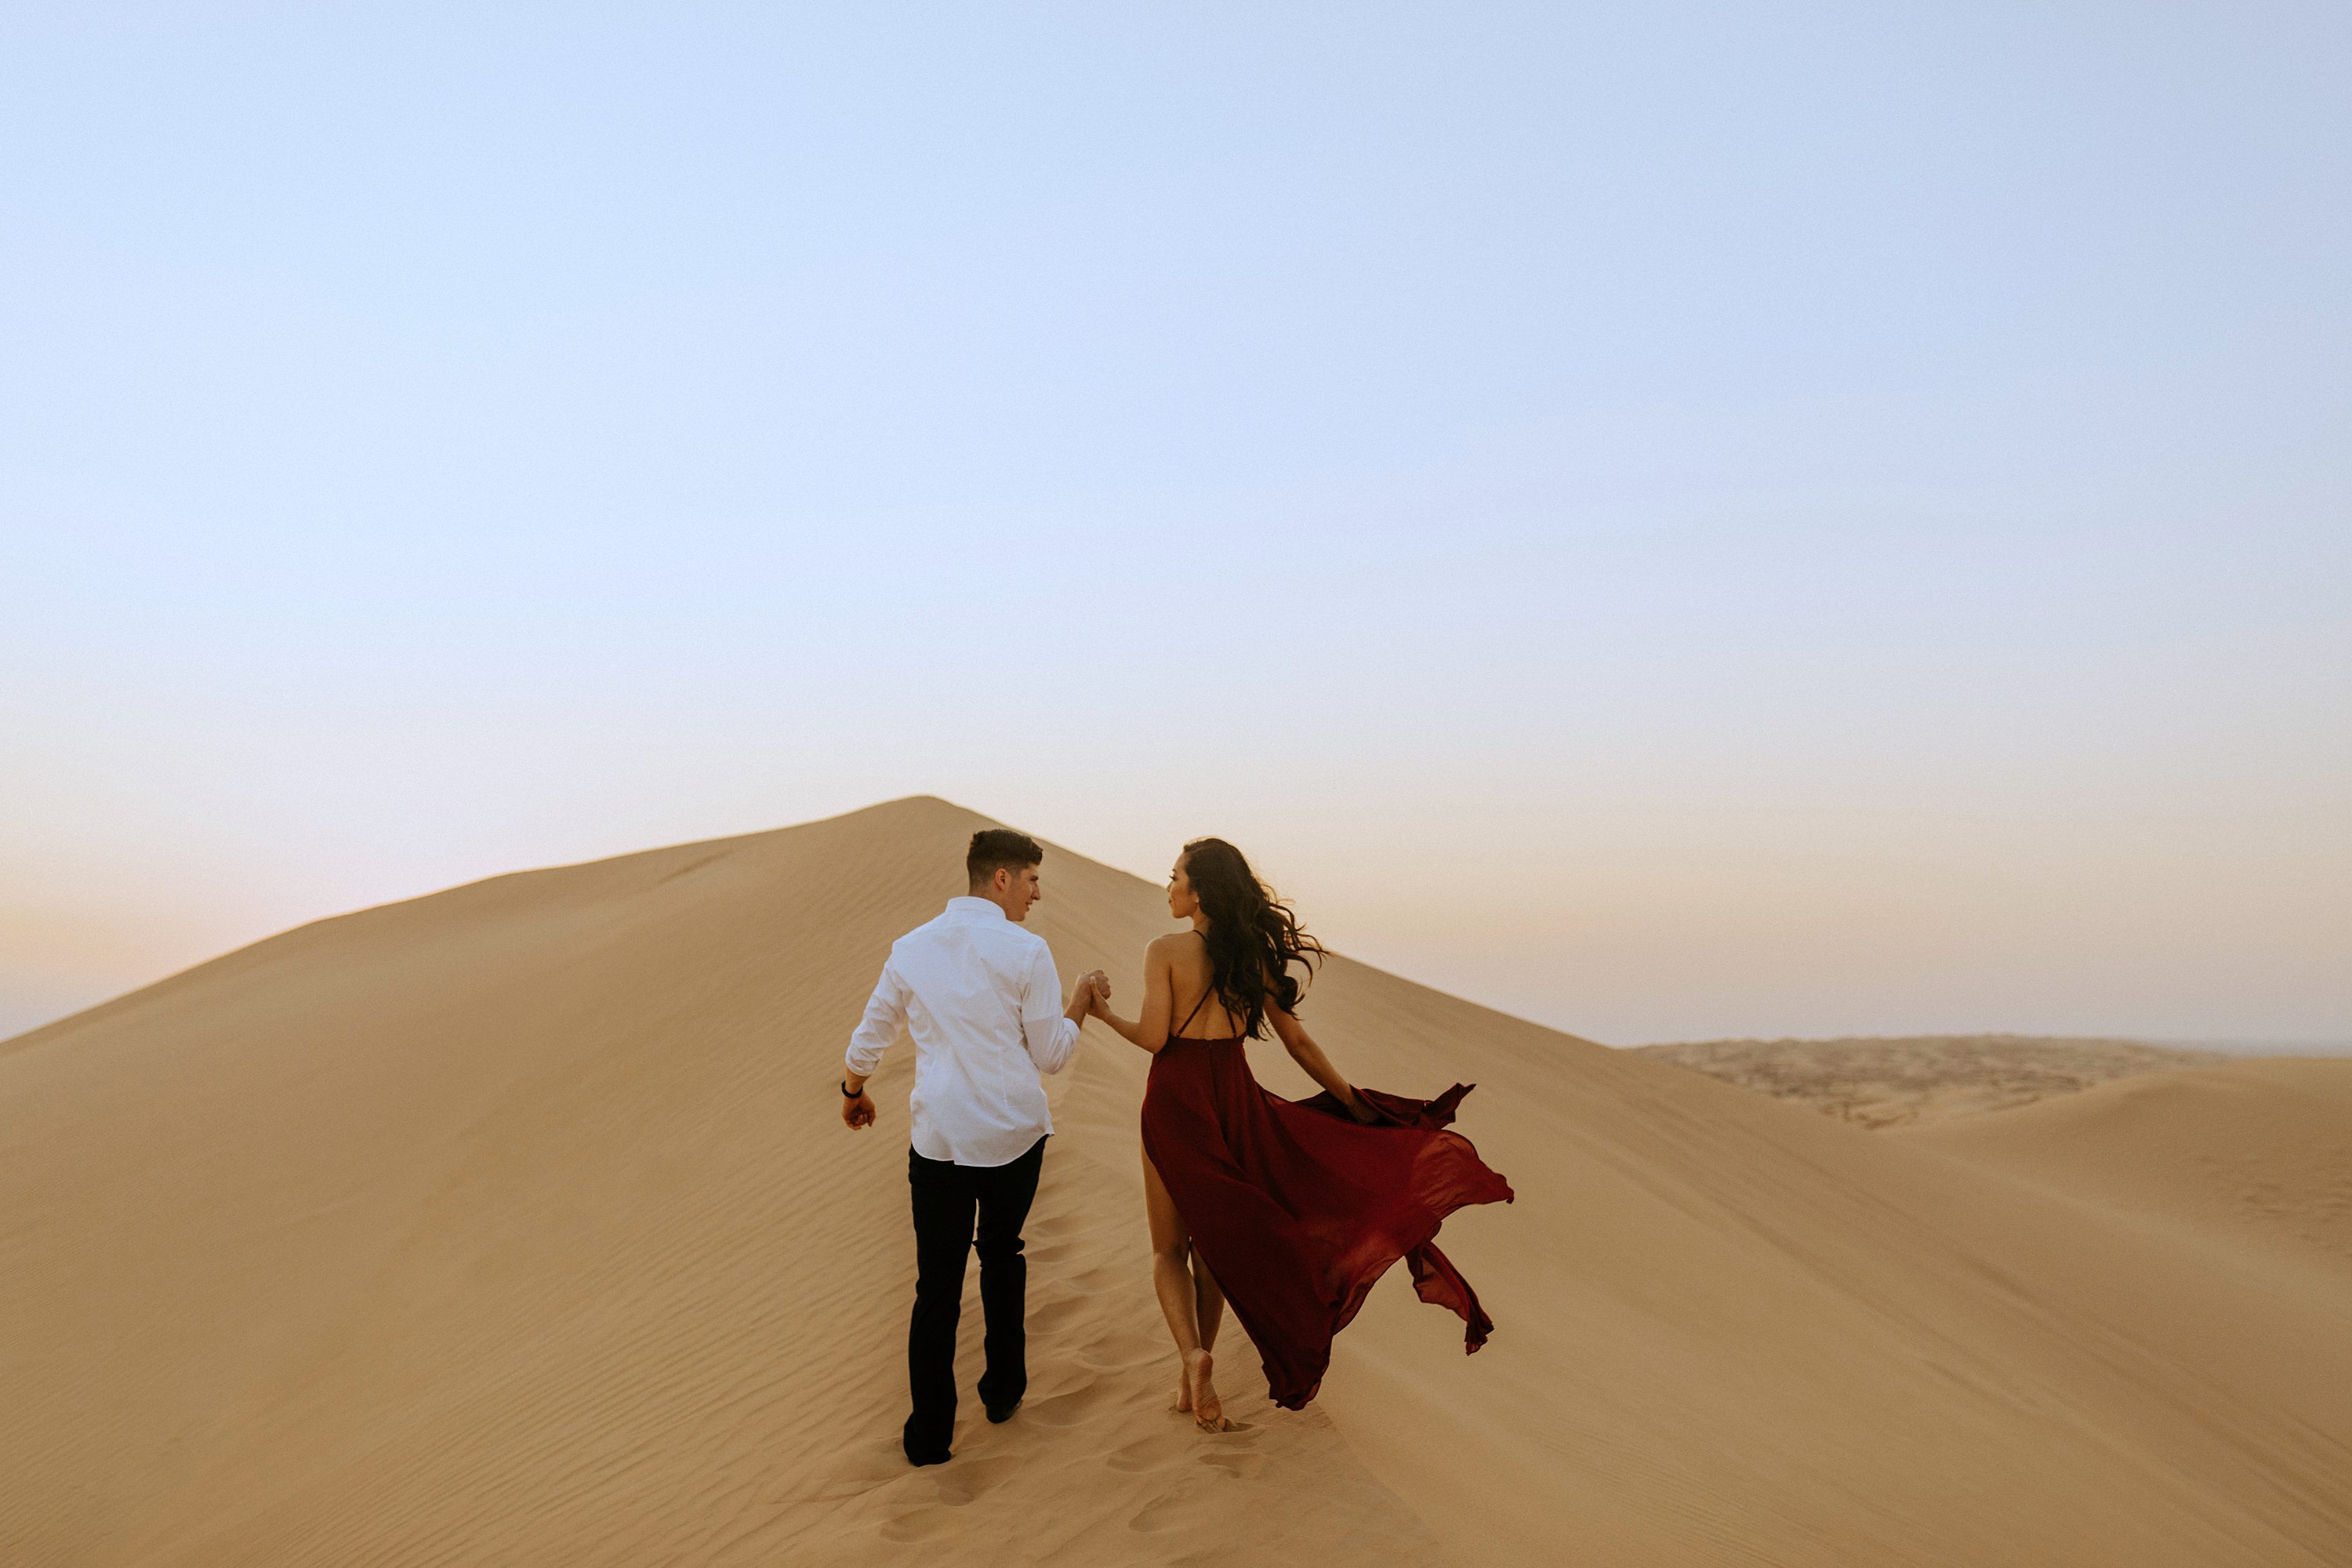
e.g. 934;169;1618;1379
946;895;1008;922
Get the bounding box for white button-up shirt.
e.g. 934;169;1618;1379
845;896;1081;1167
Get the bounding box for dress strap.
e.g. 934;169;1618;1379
1174;934;1215;1036
1174;985;1213;1038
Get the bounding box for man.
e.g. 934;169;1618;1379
841;828;1105;1466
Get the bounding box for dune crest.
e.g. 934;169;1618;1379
5;797;2349;1565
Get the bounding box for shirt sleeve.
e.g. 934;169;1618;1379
1019;942;1081;1075
845;960;909;1078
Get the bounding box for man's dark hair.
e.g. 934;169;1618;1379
967;829;1044;890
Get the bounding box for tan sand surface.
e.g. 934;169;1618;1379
1633;1034;2229;1127
4;796;2349;1566
1900;1057;2352;1293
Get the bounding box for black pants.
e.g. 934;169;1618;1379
904;1135;1046;1461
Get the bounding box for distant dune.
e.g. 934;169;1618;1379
1632;1033;2230;1128
1901;1056;2352;1288
4;797;2349;1566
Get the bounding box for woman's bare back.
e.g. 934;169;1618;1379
1164;931;1248;1040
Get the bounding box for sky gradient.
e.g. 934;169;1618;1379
5;3;2347;1044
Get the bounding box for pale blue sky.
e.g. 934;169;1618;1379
5;3;2347;1044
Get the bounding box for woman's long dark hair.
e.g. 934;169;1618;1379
1181;837;1327;1039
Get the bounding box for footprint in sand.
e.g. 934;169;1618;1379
877;1509;953;1544
802;1436;921;1502
1105;1436;1164;1473
929;1453;1022;1505
1197;1447;1263;1479
1127;1493;1192;1534
1021;1378;1120;1428
1076;1343;1160;1376
874;1455;1024;1541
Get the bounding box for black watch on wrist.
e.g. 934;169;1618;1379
841;1079;863;1098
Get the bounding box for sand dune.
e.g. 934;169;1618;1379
1632;1034;2229;1127
1900;1056;2352;1292
4;796;2349;1566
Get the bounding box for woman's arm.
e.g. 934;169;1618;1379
1090;937;1179;1054
1267;1003;1379;1122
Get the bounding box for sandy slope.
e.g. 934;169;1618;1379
1632;1035;2229;1127
1899;1057;2352;1293
3;796;2348;1566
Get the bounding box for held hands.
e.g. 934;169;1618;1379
1079;971;1112;1018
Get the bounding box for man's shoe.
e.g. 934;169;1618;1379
985;1396;1022;1425
902;1415;951;1466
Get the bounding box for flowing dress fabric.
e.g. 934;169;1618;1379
1140;1033;1515;1410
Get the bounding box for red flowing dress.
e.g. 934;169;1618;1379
1140;999;1515;1410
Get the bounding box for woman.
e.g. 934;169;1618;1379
1088;837;1513;1431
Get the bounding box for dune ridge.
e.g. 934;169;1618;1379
4;796;2348;1565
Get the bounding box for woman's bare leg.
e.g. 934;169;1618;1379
1145;1154;1231;1431
1144;1153;1199;1409
1191;1243;1225;1354
1189;1246;1229;1427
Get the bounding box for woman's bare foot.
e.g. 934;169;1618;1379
1185;1348;1234;1432
1172;1362;1193;1413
